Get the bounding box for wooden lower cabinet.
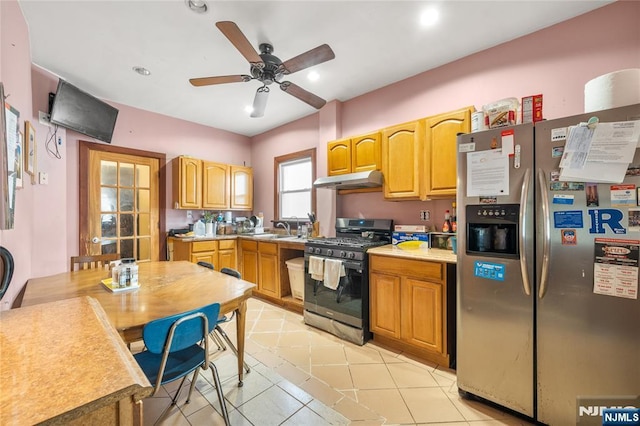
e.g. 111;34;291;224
240;240;280;299
370;254;455;367
258;242;279;297
171;238;237;270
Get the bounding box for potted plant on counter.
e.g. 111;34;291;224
203;211;216;236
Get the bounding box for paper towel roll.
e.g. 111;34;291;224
585;69;640;113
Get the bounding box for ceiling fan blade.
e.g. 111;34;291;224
250;86;269;118
215;21;263;65
189;75;251;87
282;44;335;75
279;81;326;109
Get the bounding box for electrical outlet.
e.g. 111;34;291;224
38;172;49;185
420;210;431;221
39;111;52;127
186;210;193;220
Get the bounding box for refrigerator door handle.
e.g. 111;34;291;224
537;169;551;298
519;168;531;296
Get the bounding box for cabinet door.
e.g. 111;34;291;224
424;107;472;198
381;121;424;200
202;162;230;209
191;252;216;265
400;278;443;354
230;166;253;210
258;253;279;297
351;132;381;173
327;138;351;176
172;157;202;209
241;243;258;285
370;271;401;338
217;240;237;270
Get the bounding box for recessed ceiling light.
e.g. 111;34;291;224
132;66;151;76
420;8;439;27
186;0;208;14
307;71;320;82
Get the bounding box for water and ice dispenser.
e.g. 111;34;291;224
466;204;519;258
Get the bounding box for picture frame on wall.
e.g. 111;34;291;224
24;120;36;183
16;131;23;189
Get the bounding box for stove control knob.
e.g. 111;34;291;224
327;249;333;256
307;247;313;253
314;248;322;255
348;252;356;259
339;251;346;258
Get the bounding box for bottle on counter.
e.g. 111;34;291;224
194;219;205;237
442;210;452;233
451;203;457;233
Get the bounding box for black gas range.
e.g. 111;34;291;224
303;218;393;345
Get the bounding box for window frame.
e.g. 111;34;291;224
274;148;316;226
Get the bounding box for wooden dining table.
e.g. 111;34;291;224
21;260;256;385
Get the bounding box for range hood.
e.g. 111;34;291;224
313;170;383;190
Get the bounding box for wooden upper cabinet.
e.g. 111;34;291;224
172;156;202;209
424;106;473;198
382;120;424;200
352;133;381;173
327;138;351;176
327;132;381;176
230;166;253;210
202;161;230;209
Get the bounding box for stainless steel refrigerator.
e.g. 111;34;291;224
456;104;640;425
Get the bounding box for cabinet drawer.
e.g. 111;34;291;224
219;239;236;250
258;241;277;255
370;255;444;282
192;241;216;252
241;240;258;251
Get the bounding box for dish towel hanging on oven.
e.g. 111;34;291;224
323;258;345;290
308;256;324;280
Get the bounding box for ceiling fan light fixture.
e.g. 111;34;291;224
186;0;208;14
307;71;320;82
250;86;269;118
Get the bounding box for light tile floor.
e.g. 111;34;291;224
138;297;533;425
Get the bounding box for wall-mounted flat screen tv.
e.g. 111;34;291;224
49;79;119;144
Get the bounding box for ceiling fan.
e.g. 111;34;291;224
190;21;335;118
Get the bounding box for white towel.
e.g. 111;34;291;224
308;256;324;281
323;258;345;290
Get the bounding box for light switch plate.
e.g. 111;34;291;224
38;172;49;185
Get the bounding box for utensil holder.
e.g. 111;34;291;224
312;222;320;237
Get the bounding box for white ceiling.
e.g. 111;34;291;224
18;0;612;137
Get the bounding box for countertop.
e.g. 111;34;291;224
368;244;457;263
0;296;152;424
170;234;308;246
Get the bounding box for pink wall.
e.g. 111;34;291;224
1;0;638;309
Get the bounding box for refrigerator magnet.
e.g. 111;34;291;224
551;146;564;158
553;194;574;205
560;229;577;245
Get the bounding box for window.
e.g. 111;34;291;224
275;149;316;222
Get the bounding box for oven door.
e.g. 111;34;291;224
303;254;367;329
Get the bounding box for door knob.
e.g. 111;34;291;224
91;237;100;244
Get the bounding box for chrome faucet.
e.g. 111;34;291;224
276;222;291;235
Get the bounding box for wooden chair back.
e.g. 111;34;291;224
70;254;120;271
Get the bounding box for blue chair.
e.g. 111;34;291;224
196;263;251;376
197;261;215;270
133;303;230;425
